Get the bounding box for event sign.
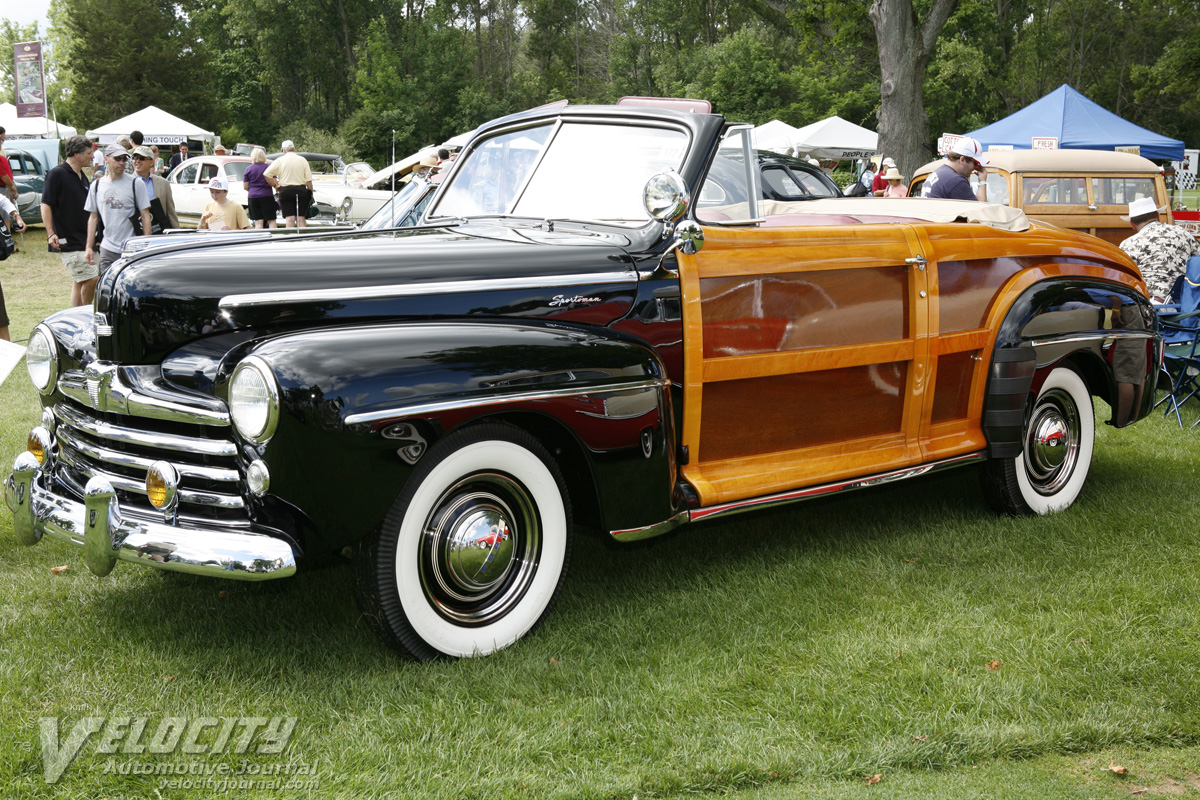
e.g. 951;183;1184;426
937;133;963;156
1031;137;1058;150
13;42;46;118
1115;145;1141;156
1175;210;1200;240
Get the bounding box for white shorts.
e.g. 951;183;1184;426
61;251;97;283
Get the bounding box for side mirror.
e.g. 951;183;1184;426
643;170;689;222
676;220;704;255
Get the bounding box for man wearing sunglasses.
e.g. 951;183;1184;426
921;137;990;202
84;144;151;274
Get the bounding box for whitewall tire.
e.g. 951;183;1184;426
356;423;572;659
982;366;1094;516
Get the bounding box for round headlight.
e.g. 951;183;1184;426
643;170;688;222
26;325;59;394
229;357;279;443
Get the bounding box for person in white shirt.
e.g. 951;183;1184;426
84;144;151;274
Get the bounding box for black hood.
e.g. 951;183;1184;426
98;225;640;369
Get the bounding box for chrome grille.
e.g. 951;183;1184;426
51;399;248;524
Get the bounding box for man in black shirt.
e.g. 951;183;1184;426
41;135;98;306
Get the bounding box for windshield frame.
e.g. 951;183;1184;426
426;115;694;228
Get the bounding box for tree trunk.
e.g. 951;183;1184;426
869;0;959;179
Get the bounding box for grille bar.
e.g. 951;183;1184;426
57;427;240;483
57;448;245;509
55;404;237;457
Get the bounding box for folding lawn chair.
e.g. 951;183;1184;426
1154;254;1200;426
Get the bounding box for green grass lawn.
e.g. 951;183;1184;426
3;229;1200;799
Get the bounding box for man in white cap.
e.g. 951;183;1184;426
921;137;990;201
264;139;313;228
198;177;251;231
130;145;179;230
1119;197;1200;303
84;143;151;274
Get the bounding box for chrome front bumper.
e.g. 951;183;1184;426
5;452;297;581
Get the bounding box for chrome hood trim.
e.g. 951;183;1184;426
219;269;638;310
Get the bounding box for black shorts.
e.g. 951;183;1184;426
247;195;277;221
278;186;310;218
0;277;8;328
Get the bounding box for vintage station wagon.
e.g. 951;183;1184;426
6;99;1161;660
910;149;1171;247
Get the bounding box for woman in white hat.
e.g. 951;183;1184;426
879;167;908;198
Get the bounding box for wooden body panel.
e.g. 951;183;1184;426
677;219;1145;507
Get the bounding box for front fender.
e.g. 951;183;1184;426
234;321;676;551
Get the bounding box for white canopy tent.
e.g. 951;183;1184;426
86;105;215;149
0;102;76;138
751;119;803;153
791;116;878;160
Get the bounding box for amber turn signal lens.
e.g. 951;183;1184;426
146;472;168;507
27;432;45;464
145;461;180;510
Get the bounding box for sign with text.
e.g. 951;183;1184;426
13;41;46;118
937;133;963;156
1116;145;1141;156
1175;210;1200;241
1031;137;1058;150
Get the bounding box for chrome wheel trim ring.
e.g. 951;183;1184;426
1023;388;1081;496
419;472;540;626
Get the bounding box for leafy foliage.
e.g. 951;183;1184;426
35;0;1200;163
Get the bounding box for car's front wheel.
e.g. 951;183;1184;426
982;366;1094;515
355;423;572;660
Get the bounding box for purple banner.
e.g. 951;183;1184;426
14;41;47;119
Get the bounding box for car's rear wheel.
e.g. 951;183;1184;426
355;423;572;660
982;366;1094;516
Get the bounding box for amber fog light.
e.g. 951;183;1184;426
146;461;180;510
27;426;53;466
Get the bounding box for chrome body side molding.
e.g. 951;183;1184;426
609;452;987;542
220;270;637;310
345;377;670;426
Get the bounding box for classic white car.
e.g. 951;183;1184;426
166;155;341;227
264;152;397;224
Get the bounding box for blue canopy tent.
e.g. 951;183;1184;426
965;85;1184;161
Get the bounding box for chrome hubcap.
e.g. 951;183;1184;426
1023;388;1080;495
419;473;539;625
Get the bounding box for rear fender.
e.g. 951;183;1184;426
232;322;678;550
983;278;1158;456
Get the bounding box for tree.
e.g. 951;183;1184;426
54;0;213;130
868;0;959;177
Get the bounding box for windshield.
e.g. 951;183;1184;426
344;162;375;184
360;178;431;230
223;161;250;183
433;121;689;225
